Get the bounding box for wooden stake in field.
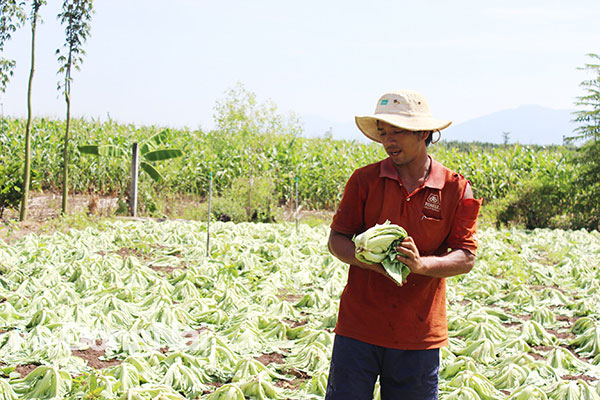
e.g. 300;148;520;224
207;171;213;256
130;143;139;217
295;176;299;233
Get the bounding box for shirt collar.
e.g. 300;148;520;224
379;156;445;189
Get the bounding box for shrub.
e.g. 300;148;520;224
492;175;573;229
0;161;22;218
227;175;277;223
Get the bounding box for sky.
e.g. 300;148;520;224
1;0;599;141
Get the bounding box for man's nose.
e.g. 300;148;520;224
381;133;395;144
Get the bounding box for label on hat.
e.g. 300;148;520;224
380;99;389;105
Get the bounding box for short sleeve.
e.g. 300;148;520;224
445;197;482;254
330;170;365;236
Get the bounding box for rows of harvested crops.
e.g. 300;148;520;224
0;221;599;399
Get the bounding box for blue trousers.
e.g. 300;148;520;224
325;335;439;400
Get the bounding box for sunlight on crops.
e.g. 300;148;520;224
0;220;599;399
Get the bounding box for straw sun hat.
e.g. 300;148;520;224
355;90;452;143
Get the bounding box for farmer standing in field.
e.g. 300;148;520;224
325;90;481;399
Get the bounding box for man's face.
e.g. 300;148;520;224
377;121;427;167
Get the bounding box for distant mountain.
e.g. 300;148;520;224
301;105;579;145
444;105;578;145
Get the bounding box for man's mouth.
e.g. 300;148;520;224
387;149;402;156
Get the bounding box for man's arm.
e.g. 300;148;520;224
396;237;475;278
327;229;389;277
397;181;477;278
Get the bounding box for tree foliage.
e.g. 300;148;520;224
568;53;600;230
56;0;93;214
0;0;26;93
56;0;93;94
570;53;600;142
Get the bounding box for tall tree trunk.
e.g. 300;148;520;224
19;6;39;222
61;62;71;215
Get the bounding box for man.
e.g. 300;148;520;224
325;90;481;399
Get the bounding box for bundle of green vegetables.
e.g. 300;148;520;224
353;220;409;286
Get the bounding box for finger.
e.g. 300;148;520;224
398;240;416;250
402;236;415;245
397;247;414;257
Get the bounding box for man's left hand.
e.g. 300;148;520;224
396;237;427;275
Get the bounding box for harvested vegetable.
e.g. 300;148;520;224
0;220;599;399
353;220;409;285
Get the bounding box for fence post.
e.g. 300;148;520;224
207;171;213;256
295;176;299;233
130;143;139;216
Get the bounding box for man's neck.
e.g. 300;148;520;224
394;153;431;193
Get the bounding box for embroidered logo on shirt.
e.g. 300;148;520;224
424;193;441;212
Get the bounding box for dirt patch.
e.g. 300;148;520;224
277;289;304;303
284;294;304;303
0;192;118;243
255;352;285;366
531;345;554;352
556;315;578;324
1;191;333;244
276;377;308;391
15;364;39;378
115;247;144;259
529;284;568;295
529;352;546;360
285;319;308;328
149;265;186;274
561;374;597;382
275;368;311;391
2;192;116;222
72;348;122;370
547;328;574;340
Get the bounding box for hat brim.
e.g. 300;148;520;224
355;114;452;143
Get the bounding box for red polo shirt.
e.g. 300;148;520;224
330;156;481;349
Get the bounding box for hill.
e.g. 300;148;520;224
444;105;577;145
301;105;579;145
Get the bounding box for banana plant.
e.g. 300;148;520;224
79;129;183;184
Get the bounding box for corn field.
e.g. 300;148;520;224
0;117;575;211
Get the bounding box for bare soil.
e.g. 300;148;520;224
72;348;122;370
0;192;118;243
255;352;285;366
14;364;39;378
0;191;334;243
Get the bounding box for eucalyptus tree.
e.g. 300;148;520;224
0;0;46;221
56;0;93;214
0;1;26;216
0;0;26;93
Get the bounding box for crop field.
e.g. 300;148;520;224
0;117;574;211
0;220;599;399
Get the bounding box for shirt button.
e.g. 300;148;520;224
406;197;411;202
